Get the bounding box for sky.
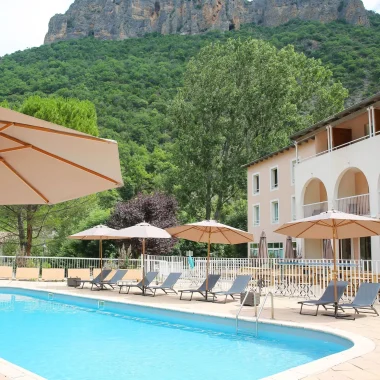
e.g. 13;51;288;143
0;0;379;57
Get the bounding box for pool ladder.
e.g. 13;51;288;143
236;291;274;337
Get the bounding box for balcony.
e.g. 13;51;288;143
335;194;370;216
303;201;328;218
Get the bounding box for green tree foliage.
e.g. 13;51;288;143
170;38;347;220
0;96;100;255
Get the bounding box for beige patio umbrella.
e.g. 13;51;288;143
284;236;295;259
0;106;123;205
114;222;172;293
323;239;333;260
274;210;380;316
257;231;268;259
68;225;124;280
166;220;253;296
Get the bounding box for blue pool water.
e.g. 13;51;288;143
0;288;352;380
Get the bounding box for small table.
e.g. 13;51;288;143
67;277;80;287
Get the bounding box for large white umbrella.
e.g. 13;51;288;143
274;210;380;316
68;225;124;279
0;107;123;204
114;222;172;293
166;220;253;296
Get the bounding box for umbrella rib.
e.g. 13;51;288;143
0;121;114;144
294;221;319;238
0;123;14;132
0;145;31;154
219;227;252;242
218;227;232;244
0;158;49;203
0;132;121;185
353;221;379;235
169;225;196;237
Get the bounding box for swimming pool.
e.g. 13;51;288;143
0;288;352;380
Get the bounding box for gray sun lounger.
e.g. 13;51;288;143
179;274;221;301
298;281;348;316
75;269;112;290
146;272;182;296
339;282;380;319
210;275;252;303
92;269;128;290
118;271;159;294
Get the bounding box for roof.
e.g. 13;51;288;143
242;144;295;168
290;91;380;140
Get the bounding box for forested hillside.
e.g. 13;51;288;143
1;14;380;202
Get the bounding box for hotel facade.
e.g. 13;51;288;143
245;92;380;261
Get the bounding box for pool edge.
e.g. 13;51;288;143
0;285;375;380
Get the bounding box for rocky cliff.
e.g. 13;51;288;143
45;0;370;44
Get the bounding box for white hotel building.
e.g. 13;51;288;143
245;92;380;261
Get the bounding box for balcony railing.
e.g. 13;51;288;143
335;193;370;216
303;201;328;218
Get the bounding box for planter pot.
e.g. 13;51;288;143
240;291;260;306
67;277;80;287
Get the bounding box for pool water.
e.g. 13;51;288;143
0;289;352;380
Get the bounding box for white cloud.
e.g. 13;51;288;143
0;0;73;57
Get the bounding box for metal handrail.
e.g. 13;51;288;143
236;291;274;337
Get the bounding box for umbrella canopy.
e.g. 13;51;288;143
284;236;295;259
323;239;333;260
274;210;380;316
166;220;253;295
68;225;124;274
274;210;380;239
257;231;268;259
166;220;253;244
0;107;123;205
114;222;172;293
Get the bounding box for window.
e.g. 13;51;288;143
291;196;296;221
268;242;283;258
270;167;278;190
291;159;296;185
253;204;260;226
252;173;260;195
271;200;279;224
249;243;259;258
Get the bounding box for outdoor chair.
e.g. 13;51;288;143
75;269;112;290
210;275;251;303
339;282;380;319
298;281;348;316
41;268;65;282
179;274;221;301
146;272;182;296
15;267;40;281
0;266;13;280
93;269;128;290
118;271;159;294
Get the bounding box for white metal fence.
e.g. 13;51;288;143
0;255;379;300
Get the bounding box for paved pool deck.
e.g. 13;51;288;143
0;280;380;380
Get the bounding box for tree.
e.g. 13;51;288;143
0;96;99;256
108;192;178;257
170;38;348;220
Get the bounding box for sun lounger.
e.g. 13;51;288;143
15;267;40;281
298;281;348;316
76;269;112;289
118;271;159;294
146;273;182;296
41;268;65;281
94;269;128;290
0;266;13;280
339;282;380;319
179;274;221;301
67;268;91;281
210;275;251;303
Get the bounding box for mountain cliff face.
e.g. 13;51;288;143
45;0;369;44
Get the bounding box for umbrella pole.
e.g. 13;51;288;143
142;238;146;295
99;237;103;282
206;233;210;300
333;225;338;317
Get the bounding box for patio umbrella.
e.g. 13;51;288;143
284;236;295;259
274;209;380;316
323;239;333;260
257;231;268;259
166;220;253;296
68;225;123;280
0;106;123;205
114;222;172;293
